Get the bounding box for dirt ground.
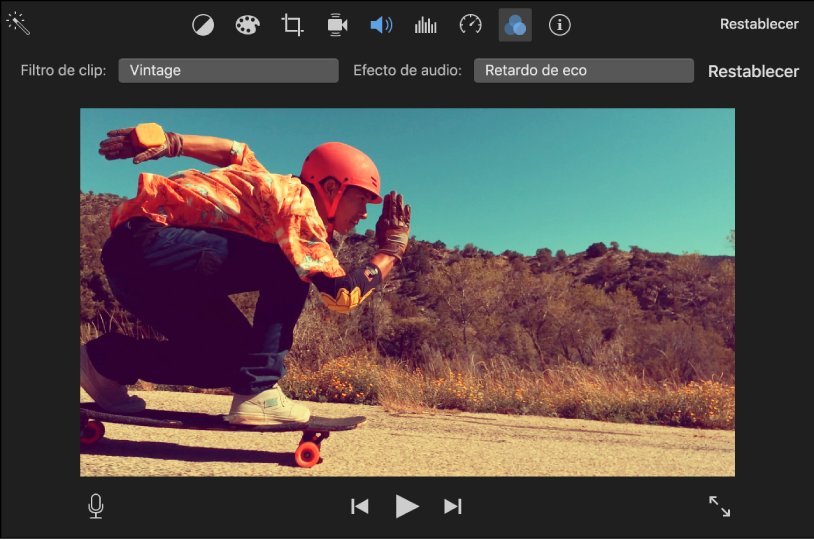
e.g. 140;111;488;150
80;389;735;476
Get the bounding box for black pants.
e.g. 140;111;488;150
86;220;310;395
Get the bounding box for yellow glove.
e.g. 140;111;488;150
98;123;183;164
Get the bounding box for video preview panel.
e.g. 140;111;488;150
80;108;735;477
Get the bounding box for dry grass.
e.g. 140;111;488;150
281;354;734;430
82;325;734;430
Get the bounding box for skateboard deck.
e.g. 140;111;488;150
80;402;366;468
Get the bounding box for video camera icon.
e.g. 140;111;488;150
371;16;392;33
329;14;347;36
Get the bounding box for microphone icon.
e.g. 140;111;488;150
89;493;103;519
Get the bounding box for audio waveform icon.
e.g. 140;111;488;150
415;16;436;33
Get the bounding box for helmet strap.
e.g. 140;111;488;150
309;177;347;240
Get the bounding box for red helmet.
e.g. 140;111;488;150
300;142;382;237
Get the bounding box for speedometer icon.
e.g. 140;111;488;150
459;14;482;33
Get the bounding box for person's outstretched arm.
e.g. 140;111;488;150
179;135;233;168
100;125;234;168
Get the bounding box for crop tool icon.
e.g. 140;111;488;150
282;13;303;36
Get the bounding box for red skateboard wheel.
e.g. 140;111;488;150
80;420;105;444
294;441;320;468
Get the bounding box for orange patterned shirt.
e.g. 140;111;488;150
109;141;344;282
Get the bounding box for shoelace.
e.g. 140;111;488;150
272;383;288;408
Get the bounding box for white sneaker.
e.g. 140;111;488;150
80;345;146;414
229;384;311;425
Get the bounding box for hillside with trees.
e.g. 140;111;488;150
80;193;735;386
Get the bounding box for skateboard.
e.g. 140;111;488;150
80;403;366;468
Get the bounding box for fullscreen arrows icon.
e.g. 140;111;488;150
709;496;730;517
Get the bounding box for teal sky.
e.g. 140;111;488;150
80;109;735;256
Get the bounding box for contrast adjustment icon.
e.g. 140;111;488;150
236;15;259;35
6;11;30;35
192;14;214;36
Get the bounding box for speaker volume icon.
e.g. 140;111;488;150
371;16;392;33
89;494;103;519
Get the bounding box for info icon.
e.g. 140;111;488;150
549;14;571;36
499;8;531;41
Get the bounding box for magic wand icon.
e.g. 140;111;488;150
13;17;29;34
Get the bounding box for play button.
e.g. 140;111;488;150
396;495;419;518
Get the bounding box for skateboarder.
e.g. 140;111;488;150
81;125;411;425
